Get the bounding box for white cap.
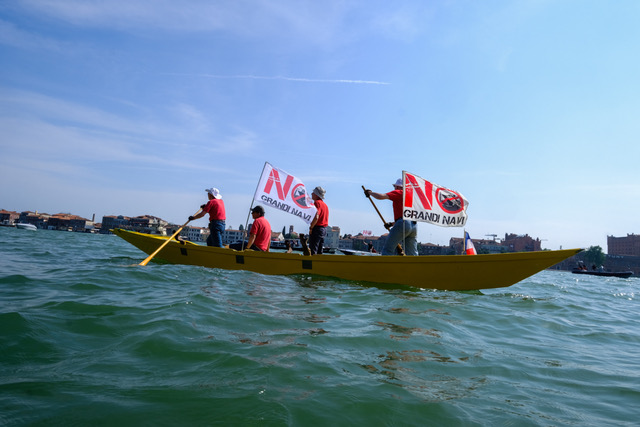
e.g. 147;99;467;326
205;188;222;199
312;186;326;199
393;178;403;188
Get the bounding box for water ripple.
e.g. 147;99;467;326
1;227;639;425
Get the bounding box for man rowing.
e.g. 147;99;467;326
189;187;226;247
364;179;418;256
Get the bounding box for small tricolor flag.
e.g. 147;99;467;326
464;231;477;255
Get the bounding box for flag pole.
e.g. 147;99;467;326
463;228;466;254
401;171;407;255
242;161;269;251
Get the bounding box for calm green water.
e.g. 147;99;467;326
1;227;638;426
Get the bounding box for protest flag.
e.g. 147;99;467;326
402;171;469;228
253;162;317;225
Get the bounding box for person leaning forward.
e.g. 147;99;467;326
363;179;418;256
308;186;328;255
189;188;226;247
246;205;271;252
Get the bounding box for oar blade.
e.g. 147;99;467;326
138;208;201;266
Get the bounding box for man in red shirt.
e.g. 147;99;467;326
189;188;226;247
246;205;271;251
308;186;328;255
364;179;418;256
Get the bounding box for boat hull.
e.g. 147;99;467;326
113;229;582;291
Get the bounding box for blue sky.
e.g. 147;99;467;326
1;0;639;251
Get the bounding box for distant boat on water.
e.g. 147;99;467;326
572;261;633;278
16;223;37;231
571;268;633;278
339;249;380;256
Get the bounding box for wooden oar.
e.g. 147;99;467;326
362;185;393;230
362;185;404;255
139;209;201;266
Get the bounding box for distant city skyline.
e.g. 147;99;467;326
3;206;627;253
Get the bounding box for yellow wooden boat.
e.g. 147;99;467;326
113;228;581;291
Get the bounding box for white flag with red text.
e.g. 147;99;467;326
402;171;469;227
253;162;317;224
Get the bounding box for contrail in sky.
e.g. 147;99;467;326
165;73;390;85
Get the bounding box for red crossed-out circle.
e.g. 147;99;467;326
292;184;312;209
435;188;464;214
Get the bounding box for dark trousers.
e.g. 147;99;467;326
308;226;327;255
207;220;225;247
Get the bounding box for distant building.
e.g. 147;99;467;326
418;243;451;255
19;211;50;229
338;238;354;250
325;226;340;249
100;214;168;234
0;205;564;259
129;215;168;235
450;236;499;254
501;233;542;252
47;213;90;232
480;241;507;254
340;234;384;252
450;233;541;254
608;234;640;256
222;228;245;244
101;215;131;233
2;210;95;231
181;226;207;242
0;209;20;225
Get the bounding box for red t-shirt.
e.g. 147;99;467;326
250;216;271;251
313;199;329;227
386;189;403;221
204;199;226;221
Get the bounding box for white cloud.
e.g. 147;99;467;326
166;73;390;85
1;89;144;135
0;116;153;166
15;0;432;49
0;88;257;158
370;3;435;42
18;1;343;34
171;103;211;134
0;19;35;48
0;18;96;59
